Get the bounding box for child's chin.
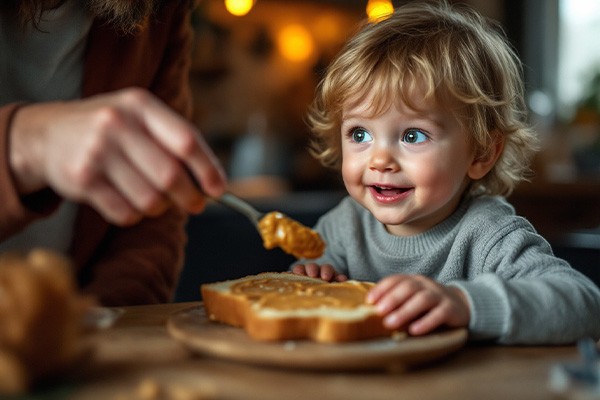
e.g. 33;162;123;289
371;211;407;227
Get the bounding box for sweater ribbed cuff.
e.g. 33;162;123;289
449;275;511;341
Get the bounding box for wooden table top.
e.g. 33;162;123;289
49;302;583;400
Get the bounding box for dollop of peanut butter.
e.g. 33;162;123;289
257;212;325;259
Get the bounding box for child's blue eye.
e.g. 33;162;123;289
350;127;373;143
402;129;428;144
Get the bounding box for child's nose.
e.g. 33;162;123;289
369;147;400;172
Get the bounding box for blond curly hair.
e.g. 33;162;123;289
307;1;539;196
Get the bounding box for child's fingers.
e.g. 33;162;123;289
367;274;407;304
319;264;336;281
371;276;424;314
382;290;434;329
291;264;308;276
304;263;321;278
292;264;346;282
407;305;448;336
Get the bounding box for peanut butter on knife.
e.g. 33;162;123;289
258;211;325;259
213;193;325;259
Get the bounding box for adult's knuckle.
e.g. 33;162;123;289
92;105;124;131
120;87;151;106
66;159;96;190
138;190;163;212
88;131;111;157
176;133;198;158
155;160;179;190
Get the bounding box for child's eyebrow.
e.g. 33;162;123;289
340;113;365;122
341;104;374;120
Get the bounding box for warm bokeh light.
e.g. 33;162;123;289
313;13;344;46
224;0;255;16
366;0;394;22
277;24;315;62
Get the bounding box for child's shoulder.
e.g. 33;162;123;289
462;195;531;231
466;195;515;215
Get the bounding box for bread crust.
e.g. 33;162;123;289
0;249;94;394
201;273;395;343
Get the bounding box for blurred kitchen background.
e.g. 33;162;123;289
178;0;600;300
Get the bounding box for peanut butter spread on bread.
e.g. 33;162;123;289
257;212;325;259
231;276;321;296
231;277;373;311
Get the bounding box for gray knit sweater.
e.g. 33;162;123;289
296;195;600;344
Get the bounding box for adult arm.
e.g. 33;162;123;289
1;3;225;305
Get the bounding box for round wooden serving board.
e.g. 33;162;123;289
167;306;468;371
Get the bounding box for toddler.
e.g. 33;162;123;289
292;1;600;344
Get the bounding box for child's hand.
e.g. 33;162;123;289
291;263;348;282
367;274;470;336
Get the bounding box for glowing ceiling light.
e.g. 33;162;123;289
277;24;314;62
224;0;255;17
366;0;394;22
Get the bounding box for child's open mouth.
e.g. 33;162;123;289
368;185;412;203
372;185;407;195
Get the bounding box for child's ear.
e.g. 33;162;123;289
467;131;505;180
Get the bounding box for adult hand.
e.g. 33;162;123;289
9;88;227;226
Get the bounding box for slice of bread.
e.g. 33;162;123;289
201;272;395;343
